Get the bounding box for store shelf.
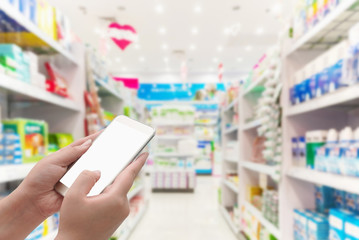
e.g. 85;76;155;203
40;230;58;240
286;84;359;116
0;163;36;183
156;135;195;140
95;79;124;101
243;74;267;96
287;167;359;194
152;122;194;127
242;118;263;131
241;161;278;177
220;206;240;236
287;0;359;55
0;1;78;65
222;179;239;194
195;122;217;126
224;125;239;135
243;201;280;239
145;100;218;106
0;74;81;111
117;202;148;240
127;184;144;200
223;97;239;112
153;152;195;158
224;156;239;163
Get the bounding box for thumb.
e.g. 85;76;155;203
67;170;101;197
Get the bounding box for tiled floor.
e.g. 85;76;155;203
130;176;237;240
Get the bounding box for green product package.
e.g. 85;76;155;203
3;119;48;163
48;133;74;154
306;142;325;169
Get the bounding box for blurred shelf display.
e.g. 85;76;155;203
241;161;279;179
220;205;240;236
242;118;264;131
222;178;239;194
0;163;36;183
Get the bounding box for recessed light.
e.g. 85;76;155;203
213;58;218;63
155;4;164;13
162;44;168;50
194;5;201;13
164;57;169;63
116;58;121;62
134;44;140;49
217;46;223;52
191;27;198;35
245;45;252;51
256;27;264;35
159;27;166;35
122;67;127;71
237;57;243;62
190;44;196;50
139;57;145;62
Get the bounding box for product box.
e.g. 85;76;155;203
308;215;329;240
329;209;353;240
3;119;48;163
345;192;359;214
345;215;359;240
334;190;346;209
315;185;334;214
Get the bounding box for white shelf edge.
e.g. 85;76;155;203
95;79;124;101
286;84;359;116
242;118;263;131
144;100;219;105
224;125;239;134
0;1;78;65
0;74;81;111
156;135;195;140
243;201;281;239
222;179;239;194
153;153;196;158
127;184;144;200
117;201;148;240
286;0;358;56
287;167;359;194
152;122;194;127
241;161;278;177
0;163;36;183
219;205;240;235
40;230;58;240
224;157;239;163
223;97;239;112
243;74;267;96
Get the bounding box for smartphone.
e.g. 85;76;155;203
55;115;155;197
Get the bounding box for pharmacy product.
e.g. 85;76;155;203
345;215;359;240
332;127;353;175
306;131;327;169
315;129;338;172
329;209;353;240
315;185;334;214
342;127;359;177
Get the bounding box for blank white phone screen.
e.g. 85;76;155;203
60;120;151;196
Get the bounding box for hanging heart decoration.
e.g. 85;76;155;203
108;23;138;50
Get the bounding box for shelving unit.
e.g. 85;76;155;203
224;125;239;134
222;179;239;194
95;79;124;101
241;161;279;178
242;118;263;131
0;163;36;183
219;205;240;235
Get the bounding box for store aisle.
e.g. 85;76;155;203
130;176;237;240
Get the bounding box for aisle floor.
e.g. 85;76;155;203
130;176;237;240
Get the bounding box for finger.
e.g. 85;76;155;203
44;137;94;167
67;130;103;147
109;152;148;195
67;170;101;197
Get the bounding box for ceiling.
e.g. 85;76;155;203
49;0;283;75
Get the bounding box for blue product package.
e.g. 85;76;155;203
4;146;14;157
318;67;330;97
294;209;302;240
5;154;14;164
334;190;346;209
345;215;359;240
0;155;5;165
25;222;43;240
308;215;329;240
341;142;359;177
315;185;334;214
329;209;353;240
292;137;298;158
3;133;20;145
329;60;345;92
345;192;359;214
290;87;296;105
309;73;319;99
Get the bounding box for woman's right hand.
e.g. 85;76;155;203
55;152;148;240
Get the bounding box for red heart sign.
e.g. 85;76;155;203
108;23;138;50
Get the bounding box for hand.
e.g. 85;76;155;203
56;152;148;240
0;132;101;240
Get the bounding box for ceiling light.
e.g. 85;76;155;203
194;5;202;13
115;58;121;63
164;57;169;63
191;27;198;34
190;44;196;50
159;27;166;35
155;4;164;13
217;46;223;52
245;45;252;51
134;44;140;49
122;67;127;71
139;57;145;62
213;58;218;63
162;44;168;50
271;3;283;15
256;27;264;35
237;57;243;62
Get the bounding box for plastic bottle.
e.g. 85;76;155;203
315;129;338;172
341;127;359;176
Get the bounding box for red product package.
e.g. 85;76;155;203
45;62;69;98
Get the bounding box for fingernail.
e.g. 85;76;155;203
81;139;92;148
93;170;101;179
137;152;149;160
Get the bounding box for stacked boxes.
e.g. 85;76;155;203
262;190;279;227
